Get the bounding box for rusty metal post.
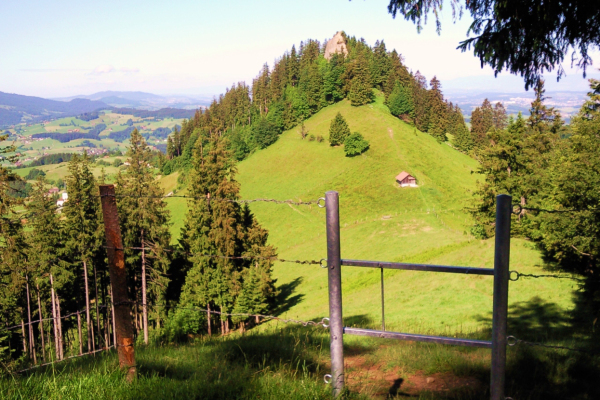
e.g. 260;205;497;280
99;184;136;380
491;194;511;400
326;191;344;397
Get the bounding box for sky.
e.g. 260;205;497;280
1;0;599;99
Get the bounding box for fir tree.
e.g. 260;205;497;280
116;129;171;343
450;105;473;152
328;112;351;146
387;81;414;121
62;152;104;352
347;50;374;106
323;52;345;104
411;71;430;132
427;76;448;143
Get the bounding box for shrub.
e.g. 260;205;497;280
308;134;315;141
344;132;369;157
316;135;324;143
328;112;350;146
24;168;46;180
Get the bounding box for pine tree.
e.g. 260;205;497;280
347;50;374;106
492;102;508;130
328;112;351;146
62;152;104;352
451;105;473;152
116;129;171;343
323;52;345;104
411;71;430;132
370;40;391;90
387;81;414;121
288;45;300;87
427;76;448;143
470;99;494;149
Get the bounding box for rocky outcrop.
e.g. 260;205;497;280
324;31;348;60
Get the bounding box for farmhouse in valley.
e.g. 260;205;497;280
396;171;417;187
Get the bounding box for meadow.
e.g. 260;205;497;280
3;93;595;399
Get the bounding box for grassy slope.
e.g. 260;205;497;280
231;92;574;332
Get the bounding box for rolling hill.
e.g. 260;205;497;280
165;91;574;333
0;91;107;126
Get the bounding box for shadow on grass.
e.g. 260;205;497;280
272;277;304;316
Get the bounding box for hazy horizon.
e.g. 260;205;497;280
3;0;599;100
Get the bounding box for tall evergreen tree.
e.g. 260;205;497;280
387;81;414;121
411;71;430;132
62;152;104;352
427;76;448;142
470;98;494;149
116;129;171;343
347;50;374;106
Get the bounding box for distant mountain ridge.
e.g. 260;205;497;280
53;91;210;110
0;91;107;126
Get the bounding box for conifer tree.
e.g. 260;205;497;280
322;52;345;104
470;99;494;149
387;81;414;120
328;112;351;146
370;40;391;90
492;102;508;130
288;45;300;87
62;152;104;352
116;129;171;343
451;105;473;152
411;71;430;132
347;50;374;106
427;76;448;142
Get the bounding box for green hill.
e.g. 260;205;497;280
169;91;574;333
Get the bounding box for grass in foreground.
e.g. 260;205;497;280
3;315;598;400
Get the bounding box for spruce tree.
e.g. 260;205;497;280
387;81;414;120
411;71;430;132
427;76;448;142
328;112;351;146
470;99;494;149
323;52;345;104
62;152;104;352
451;105;473;152
116;129;171;343
347;51;374;106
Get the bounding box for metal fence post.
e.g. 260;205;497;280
326;191;344;397
490;194;511;400
381;267;385;331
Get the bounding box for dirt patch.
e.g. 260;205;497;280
344;353;484;399
388;128;394;139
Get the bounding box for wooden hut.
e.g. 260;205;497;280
396;171;417;187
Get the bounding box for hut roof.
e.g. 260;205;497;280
395;171;413;181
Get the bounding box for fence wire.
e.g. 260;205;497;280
103;245;325;266
101;193;324;207
508;336;598;356
512;204;599;215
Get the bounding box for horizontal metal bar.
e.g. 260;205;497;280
344;327;492;348
341;259;494;276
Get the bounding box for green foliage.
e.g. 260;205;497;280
344;132;370;157
386;81;414;120
24;168;46;180
328;112;351;146
347;51;374;106
322;53;345;104
252;118;281;149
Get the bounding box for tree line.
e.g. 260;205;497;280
162;32;469;172
0;128;277;370
469;79;600;319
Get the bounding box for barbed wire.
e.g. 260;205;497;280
16;345;115;374
507;336;598;356
115;300;329;328
2;305;108;332
101;193;325;207
103;245;325;266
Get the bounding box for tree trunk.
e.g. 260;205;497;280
77;311;83;355
83;260;94;352
56;293;63;360
26;278;36;364
94;263;102;347
255;315;259;324
207;303;212;336
110;284;117;347
50;274;59;360
141;232;148;345
36;284;46;362
21;319;27;355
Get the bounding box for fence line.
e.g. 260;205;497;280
16;345;115;373
102;245;324;266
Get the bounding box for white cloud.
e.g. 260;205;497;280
92;64;116;74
